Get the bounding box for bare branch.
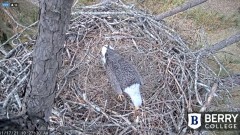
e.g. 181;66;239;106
222;74;240;86
2;8;27;28
0;48;7;56
3;71;30;109
0;21;38;48
196;32;240;57
155;0;207;20
200;83;218;112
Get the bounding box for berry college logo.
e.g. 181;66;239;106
188;113;201;129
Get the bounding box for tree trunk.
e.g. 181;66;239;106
26;0;73;130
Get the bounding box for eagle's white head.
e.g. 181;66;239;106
101;45;114;64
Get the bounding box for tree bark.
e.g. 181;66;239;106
155;0;207;21
26;0;73;130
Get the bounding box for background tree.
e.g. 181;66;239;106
25;0;73;130
0;0;73;130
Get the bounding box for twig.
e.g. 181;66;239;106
3;71;30;109
200;83;218;112
2;9;27;28
72;11;130;16
194;54;203;105
0;48;7;56
0;21;38;48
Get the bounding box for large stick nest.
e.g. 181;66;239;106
0;1;232;134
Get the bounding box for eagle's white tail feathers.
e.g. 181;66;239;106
101;46;108;64
124;83;142;108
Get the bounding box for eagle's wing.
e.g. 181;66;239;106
106;61;123;95
115;58;142;89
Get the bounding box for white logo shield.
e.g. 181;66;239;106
188;113;201;129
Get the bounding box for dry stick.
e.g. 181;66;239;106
0;9;36;55
3;72;30;109
72;0;78;7
178;97;185;131
200;83;218;112
72;11;129;16
0;21;38;56
73;82;109;118
100;0;118;4
73;84;135;130
107;109;137;131
223;74;240;86
2;9;27;28
0;48;7;56
155;0;207;20
2;21;38;48
196;32;240;57
194;54;203;105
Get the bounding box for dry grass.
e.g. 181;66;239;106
184;8;240;31
0;1;237;134
129;0;186;14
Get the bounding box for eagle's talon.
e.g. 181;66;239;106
134;106;140;118
134;106;140;114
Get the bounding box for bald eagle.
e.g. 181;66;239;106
101;45;142;110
